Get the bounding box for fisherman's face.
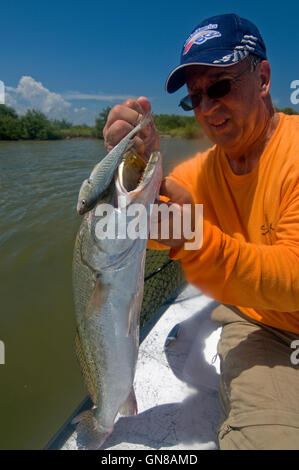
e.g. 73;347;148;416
185;58;270;157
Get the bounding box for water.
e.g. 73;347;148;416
0;136;211;450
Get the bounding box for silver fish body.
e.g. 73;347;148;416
77;113;151;215
72;150;162;449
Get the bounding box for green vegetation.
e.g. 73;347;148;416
0;105;63;140
61;125;98;139
275;106;299;115
20;110;62;140
0;105;22;140
95;106;112;138
153;114;203;139
0;103;298;141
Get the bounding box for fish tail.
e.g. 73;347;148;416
72;409;112;450
119;386;138;416
137;111;151;130
126;112;152;142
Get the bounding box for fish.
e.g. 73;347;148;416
72;145;162;450
77;112;151;215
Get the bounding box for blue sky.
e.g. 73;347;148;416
1;0;299;124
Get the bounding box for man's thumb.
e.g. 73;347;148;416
137;96;151;114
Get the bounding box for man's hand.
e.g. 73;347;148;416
103;96;159;161
103;98;196;250
150;178;197;250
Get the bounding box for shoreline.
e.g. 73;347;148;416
0;133;205;143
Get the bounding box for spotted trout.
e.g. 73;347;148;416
72;140;162;449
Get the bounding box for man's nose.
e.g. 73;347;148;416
199;94;220;115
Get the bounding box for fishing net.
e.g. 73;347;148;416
140;249;185;326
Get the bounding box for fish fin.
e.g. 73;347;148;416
74;331;98;404
86;277;109;318
126;275;144;336
119;386;138;416
89;161;100;179
72;409;112;450
137;112;151;131
125;139;135;151
127;298;135;337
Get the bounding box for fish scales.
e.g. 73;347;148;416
72;146;162;449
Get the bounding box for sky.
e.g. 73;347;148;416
1;0;299;125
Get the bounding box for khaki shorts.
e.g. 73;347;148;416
211;304;299;450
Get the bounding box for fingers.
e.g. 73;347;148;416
103;104;137;150
160;178;194;205
136;96;151;114
149;198;188;249
105;99;145;129
103;99;145;149
103;97;159;159
148;179;196;249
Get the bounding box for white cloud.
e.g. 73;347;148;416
6;76;72;116
4;76;135;125
62;91;136;101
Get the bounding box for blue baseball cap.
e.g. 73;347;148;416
165;13;267;93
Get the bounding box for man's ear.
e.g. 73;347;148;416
258;60;271;98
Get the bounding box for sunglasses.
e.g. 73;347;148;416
179;65;250;111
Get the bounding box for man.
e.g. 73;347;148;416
103;14;299;450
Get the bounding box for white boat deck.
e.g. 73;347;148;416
63;285;222;451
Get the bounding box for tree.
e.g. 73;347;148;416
0;104;21;140
95;106;112;138
19;109;61;140
275;106;299;115
0;104;18;119
52;118;73;129
0;115;22;140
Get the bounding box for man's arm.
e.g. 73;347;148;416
169;181;299;312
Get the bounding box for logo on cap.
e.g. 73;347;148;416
183;24;221;55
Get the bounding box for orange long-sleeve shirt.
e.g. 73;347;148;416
149;113;299;333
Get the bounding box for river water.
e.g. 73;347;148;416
0;136;211;449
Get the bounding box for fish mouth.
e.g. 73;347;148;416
114;149;160;209
77;199;96;215
119;150;147;193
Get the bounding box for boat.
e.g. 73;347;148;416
45;250;221;450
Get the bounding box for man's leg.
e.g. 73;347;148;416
211;305;299;450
